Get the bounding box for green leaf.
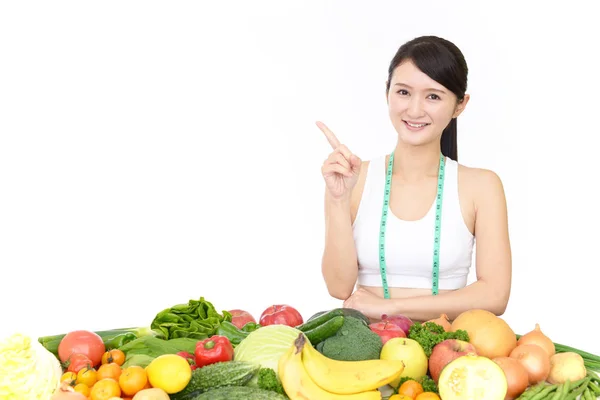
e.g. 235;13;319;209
150;297;232;340
119;336;198;360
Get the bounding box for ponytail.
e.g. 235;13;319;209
441;118;458;161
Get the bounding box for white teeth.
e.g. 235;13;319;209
406;121;428;128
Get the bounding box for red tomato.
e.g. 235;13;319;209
58;330;106;366
66;353;93;373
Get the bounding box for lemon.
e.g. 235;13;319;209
145;353;192;394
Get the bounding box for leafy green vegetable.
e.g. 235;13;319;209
233;325;306;386
394;375;438;394
407;321;469;358
151;297;232;340
420;375;438;393
121;354;155;369
118;336;199;361
257;368;287;396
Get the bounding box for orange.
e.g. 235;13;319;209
390;395;413;400
60;371;77;385
398;380;424;398
73;383;90;397
119;365;148;396
76;366;98;387
415;393;441;400
102;349;126;366
97;362;122;381
90;378;121;400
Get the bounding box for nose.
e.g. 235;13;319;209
407;96;425;118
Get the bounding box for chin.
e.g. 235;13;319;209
396;129;437;148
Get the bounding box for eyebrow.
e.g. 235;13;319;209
394;83;446;94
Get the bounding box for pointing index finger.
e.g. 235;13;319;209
316;121;341;149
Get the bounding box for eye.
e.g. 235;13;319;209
396;89;409;96
428;94;441;100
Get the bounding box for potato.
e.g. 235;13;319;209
132;388;170;400
547;352;587;384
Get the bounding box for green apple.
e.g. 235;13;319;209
380;337;428;388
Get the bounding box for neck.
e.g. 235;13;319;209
392;140;442;181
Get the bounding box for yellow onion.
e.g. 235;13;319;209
509;344;550;385
517;323;555;356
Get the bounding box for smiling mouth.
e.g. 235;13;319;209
403;120;431;129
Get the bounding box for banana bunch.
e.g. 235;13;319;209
278;333;405;399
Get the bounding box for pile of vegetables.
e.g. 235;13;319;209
6;295;600;399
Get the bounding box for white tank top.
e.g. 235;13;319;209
353;155;474;291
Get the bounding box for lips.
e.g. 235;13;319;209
403;120;430;130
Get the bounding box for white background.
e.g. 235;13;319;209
1;1;599;355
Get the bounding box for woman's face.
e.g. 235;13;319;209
386;60;468;148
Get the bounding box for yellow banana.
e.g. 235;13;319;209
301;338;405;394
278;333;382;400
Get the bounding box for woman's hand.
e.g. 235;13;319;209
318;121;362;200
343;287;389;321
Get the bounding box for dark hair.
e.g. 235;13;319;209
385;36;468;161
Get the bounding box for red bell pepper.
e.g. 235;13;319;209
194;335;234;368
176;351;198;370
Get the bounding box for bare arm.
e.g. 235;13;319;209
322;191;358;300
386;169;512;321
316;121;364;300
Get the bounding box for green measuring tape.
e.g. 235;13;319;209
378;152;446;299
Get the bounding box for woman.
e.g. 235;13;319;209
319;35;511;323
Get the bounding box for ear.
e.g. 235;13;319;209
452;94;470;118
385;80;390;104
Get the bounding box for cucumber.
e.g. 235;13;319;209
307;308;370;326
188;386;289;399
170;360;260;400
297;309;345;332
302;315;344;345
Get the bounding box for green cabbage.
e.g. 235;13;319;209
233;324;307;384
0;333;63;399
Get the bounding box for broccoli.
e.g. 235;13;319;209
316;316;382;361
407;321;470;357
257;367;287;397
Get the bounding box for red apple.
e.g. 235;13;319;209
381;313;414;336
228;309;256;329
428;339;478;382
259;304;303;327
369;321;406;344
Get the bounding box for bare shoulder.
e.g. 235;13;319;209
459;164;504;187
457;163;506;210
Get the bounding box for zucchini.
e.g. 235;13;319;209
302;315;344;345
170;360;260;400
187;386;289;399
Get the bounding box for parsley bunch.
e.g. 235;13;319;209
395;375;438;394
407;321;470;357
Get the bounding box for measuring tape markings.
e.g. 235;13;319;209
378;152;446;299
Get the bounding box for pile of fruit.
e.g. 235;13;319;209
3;296;600;400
